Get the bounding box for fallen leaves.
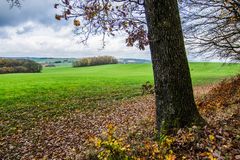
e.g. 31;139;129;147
0;75;239;159
196;75;240;111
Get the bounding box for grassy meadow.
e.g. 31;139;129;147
0;62;239;136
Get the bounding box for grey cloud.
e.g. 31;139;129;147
0;0;152;59
0;0;57;27
0;29;10;39
16;25;33;34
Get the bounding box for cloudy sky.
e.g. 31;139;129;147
0;0;229;62
0;0;151;59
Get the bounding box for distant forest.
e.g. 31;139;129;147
0;58;42;74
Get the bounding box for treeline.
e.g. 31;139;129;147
73;56;118;67
0;58;42;74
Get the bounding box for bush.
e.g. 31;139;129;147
54;61;62;63
89;124;176;160
45;64;56;67
141;81;154;95
73;56;118;67
0;58;42;74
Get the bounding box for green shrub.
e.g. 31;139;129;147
0;58;42;74
73;56;118;67
141;81;154;95
54;61;62;63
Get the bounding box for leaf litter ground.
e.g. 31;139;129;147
0;76;239;159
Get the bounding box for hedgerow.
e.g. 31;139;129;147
0;58;42;74
73;56;118;67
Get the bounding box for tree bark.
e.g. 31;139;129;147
144;0;205;134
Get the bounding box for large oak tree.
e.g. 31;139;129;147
56;0;206;133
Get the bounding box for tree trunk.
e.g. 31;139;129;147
144;0;205;134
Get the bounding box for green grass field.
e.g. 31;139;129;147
0;63;239;136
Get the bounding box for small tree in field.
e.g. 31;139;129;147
56;0;205;134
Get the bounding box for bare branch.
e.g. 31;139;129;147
180;0;240;60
